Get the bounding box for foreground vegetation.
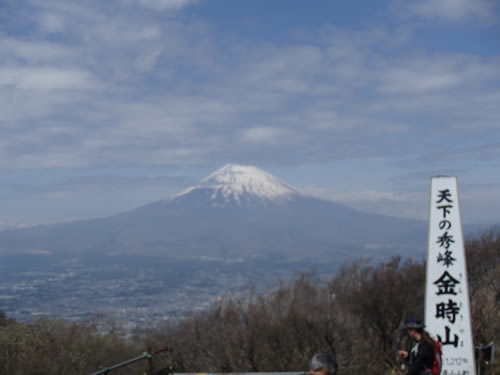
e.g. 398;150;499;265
1;230;499;375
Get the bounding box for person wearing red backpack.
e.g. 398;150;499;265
397;318;439;375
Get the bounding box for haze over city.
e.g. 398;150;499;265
1;0;499;229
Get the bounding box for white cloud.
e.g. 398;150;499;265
240;127;294;144
407;0;497;22
380;69;462;93
0;1;498;173
0;67;97;91
307;188;410;203
123;0;199;12
304;187;429;220
85;23;163;45
0;37;75;62
38;12;65;33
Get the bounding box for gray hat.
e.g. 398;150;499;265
309;353;338;375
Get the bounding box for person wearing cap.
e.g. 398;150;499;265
397;319;435;375
309;353;338;375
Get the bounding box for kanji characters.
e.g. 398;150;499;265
436;299;460;323
434;271;460;296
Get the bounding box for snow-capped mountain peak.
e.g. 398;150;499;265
175;164;303;204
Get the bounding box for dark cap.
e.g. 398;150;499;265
404;318;424;330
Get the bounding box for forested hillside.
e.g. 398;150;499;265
1;230;498;375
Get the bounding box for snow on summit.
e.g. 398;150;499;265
175;164;303;204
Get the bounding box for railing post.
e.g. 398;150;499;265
147;346;154;375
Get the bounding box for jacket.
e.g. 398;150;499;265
408;340;434;375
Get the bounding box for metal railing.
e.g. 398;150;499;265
89;347;308;375
90;347;171;375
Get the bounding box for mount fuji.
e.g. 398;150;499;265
174;164;302;206
0;164;428;261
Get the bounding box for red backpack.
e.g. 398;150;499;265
431;340;443;375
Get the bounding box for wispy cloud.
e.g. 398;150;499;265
0;1;499;174
407;0;498;23
0;67;97;91
38;11;65;33
4;175;194;195
304;186;429;220
240;127;297;144
0;37;75;62
122;0;200;12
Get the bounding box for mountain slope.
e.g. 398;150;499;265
0;164;428;260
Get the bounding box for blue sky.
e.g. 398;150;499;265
0;0;499;228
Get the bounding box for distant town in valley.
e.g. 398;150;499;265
0;254;336;330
